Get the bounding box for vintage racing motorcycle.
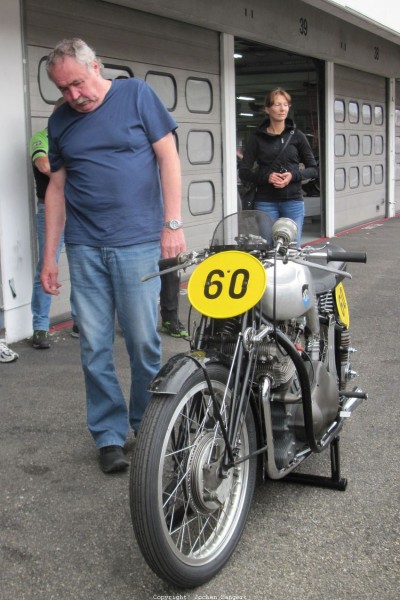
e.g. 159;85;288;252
129;210;367;588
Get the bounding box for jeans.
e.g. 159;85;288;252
66;241;161;448
31;203;65;330
255;199;304;247
160;270;180;323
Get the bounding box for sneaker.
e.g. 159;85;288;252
161;320;189;338
32;330;50;349
0;341;19;363
99;445;129;474
71;324;80;338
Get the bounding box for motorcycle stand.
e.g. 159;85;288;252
283;436;348;491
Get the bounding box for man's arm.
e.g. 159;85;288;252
34;155;51;177
40;167;66;295
152;132;186;258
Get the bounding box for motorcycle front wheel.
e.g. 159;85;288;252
129;364;257;588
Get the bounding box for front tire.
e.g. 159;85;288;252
130;364;257;588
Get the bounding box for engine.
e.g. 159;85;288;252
200;306;352;469
270;360;340;468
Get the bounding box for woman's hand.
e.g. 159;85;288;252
269;171;293;188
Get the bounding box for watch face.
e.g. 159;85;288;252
165;219;182;230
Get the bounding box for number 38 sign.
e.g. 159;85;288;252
187;251;267;318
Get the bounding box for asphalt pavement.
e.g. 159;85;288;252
1;216;399;600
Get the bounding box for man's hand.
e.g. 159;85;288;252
40;259;62;296
161;227;186;259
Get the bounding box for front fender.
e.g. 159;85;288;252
148;350;226;395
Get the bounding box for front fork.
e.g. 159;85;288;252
190;313;258;474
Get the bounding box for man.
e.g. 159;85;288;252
41;38;186;473
29;98;79;349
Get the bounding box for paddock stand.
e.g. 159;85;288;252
283;436;348;491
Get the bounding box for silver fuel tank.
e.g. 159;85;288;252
262;259;316;321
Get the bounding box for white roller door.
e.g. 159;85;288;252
334;65;387;231
395;85;400;214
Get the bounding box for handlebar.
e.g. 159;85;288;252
142;250;202;282
144;244;367;283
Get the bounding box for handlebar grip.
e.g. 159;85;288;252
159;256;180;270
326;248;367;263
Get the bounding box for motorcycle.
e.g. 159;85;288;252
129;210;367;588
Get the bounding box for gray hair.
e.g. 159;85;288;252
46;38;103;76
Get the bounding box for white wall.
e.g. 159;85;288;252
0;0;34;342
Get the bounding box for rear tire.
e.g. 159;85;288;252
130;364;257;588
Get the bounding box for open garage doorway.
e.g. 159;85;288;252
234;38;324;242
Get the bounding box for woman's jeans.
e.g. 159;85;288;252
66;241;161;448
31;203;64;330
255;199;304;247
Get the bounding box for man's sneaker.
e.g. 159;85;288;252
99;445;129;474
0;341;19;363
161;320;189;338
71;324;80;338
32;330;50;349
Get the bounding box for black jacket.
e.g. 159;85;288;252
238;118;318;202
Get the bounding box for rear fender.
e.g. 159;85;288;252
148;350;225;395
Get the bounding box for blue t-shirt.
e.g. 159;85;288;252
48;78;177;246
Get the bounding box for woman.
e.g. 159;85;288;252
239;88;318;246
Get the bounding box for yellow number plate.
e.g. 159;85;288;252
187;251;267;318
335;282;350;328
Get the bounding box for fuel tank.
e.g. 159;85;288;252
262;260;315;320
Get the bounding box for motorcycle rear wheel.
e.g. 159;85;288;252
130;364;257;588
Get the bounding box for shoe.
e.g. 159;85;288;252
161;320;189;338
32;330;50;349
71;324;80;338
99;445;129;473
0;341;19;363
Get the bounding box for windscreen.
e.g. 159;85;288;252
210;210;273;251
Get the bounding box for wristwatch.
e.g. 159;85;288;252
163;219;183;230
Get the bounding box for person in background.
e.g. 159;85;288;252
29;98;79;349
0;340;17;362
239;87;318;246
0;305;19;363
160;270;188;338
41;38;186;474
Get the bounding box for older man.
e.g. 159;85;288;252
41;38;185;473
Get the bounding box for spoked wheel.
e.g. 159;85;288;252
130;364;257;588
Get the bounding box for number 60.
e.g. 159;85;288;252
204;269;250;300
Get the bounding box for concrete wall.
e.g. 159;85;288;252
0;0;33;342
